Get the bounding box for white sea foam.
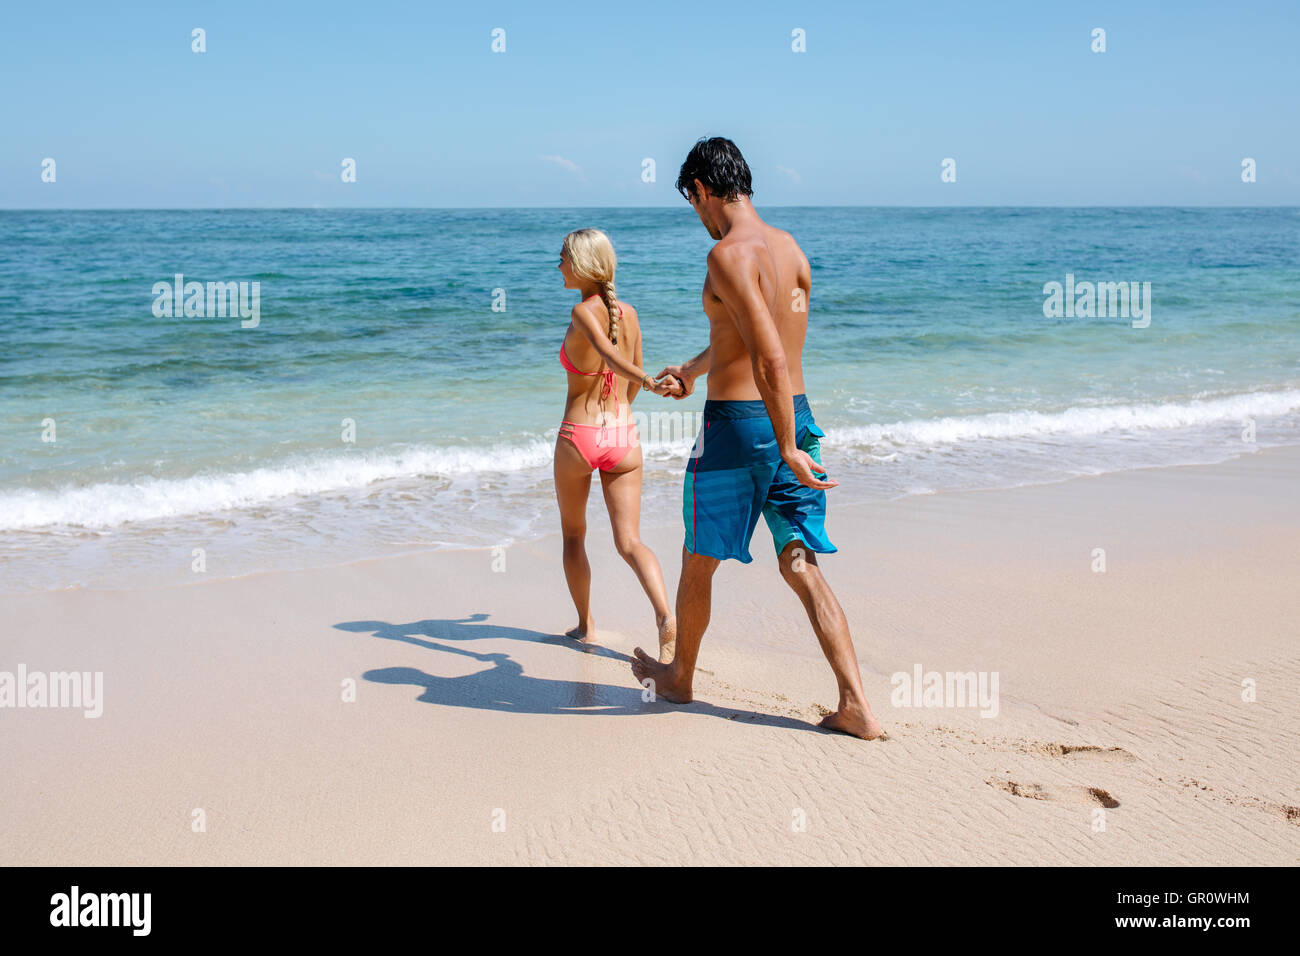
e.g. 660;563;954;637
2;439;556;531
4;389;1297;532
836;388;1300;449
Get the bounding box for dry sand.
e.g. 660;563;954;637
2;447;1297;865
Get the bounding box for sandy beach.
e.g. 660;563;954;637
3;445;1297;866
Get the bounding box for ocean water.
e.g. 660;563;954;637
2;207;1298;591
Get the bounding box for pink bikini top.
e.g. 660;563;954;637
559;296;624;411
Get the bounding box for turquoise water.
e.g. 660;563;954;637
2;208;1298;590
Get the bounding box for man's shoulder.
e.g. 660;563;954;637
706;232;764;270
712;224;803;254
707;229;806;282
768;225;805;260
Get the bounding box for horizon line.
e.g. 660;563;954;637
3;204;1298;212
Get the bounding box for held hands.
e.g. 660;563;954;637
644;373;682;397
653;365;693;399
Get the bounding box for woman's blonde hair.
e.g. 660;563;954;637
561;228;620;344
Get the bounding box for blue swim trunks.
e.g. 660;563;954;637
682;393;837;563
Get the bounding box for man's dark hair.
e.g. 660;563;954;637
675;137;753;202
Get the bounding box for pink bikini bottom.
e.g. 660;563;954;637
558;420;640;471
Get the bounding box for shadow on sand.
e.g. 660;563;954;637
334;614;814;730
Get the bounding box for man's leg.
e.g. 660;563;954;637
777;541;884;739
630;546;719;703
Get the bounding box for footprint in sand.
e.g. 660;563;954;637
1029;742;1137;762
1177;777;1300;826
987;778;1120;808
927;729;1138;763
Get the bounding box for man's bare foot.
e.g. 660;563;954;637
565;618;595;641
817;698;885;740
656;615;677;664
630;646;693;703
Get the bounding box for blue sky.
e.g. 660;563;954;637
3;0;1297;207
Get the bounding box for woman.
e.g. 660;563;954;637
554;228;677;661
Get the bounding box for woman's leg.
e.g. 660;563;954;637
600;447;678;661
554;435;595;638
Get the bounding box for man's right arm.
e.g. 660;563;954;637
682;346;710;383
657;346;709;399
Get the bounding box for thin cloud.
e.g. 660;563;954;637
775;165;802;184
540;154;587;182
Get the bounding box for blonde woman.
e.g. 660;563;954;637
555;228;678;660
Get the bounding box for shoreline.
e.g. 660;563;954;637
2;445;1297;864
5;438;1295;597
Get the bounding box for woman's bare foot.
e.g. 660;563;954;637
630;646;693;703
817;697;885;740
565;617;595;641
656;615;677;664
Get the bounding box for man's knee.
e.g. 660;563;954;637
778;541;821;588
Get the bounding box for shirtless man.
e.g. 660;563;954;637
630;137;884;740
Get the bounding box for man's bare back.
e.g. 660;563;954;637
702;224;810;401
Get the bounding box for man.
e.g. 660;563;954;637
631;137;884;740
